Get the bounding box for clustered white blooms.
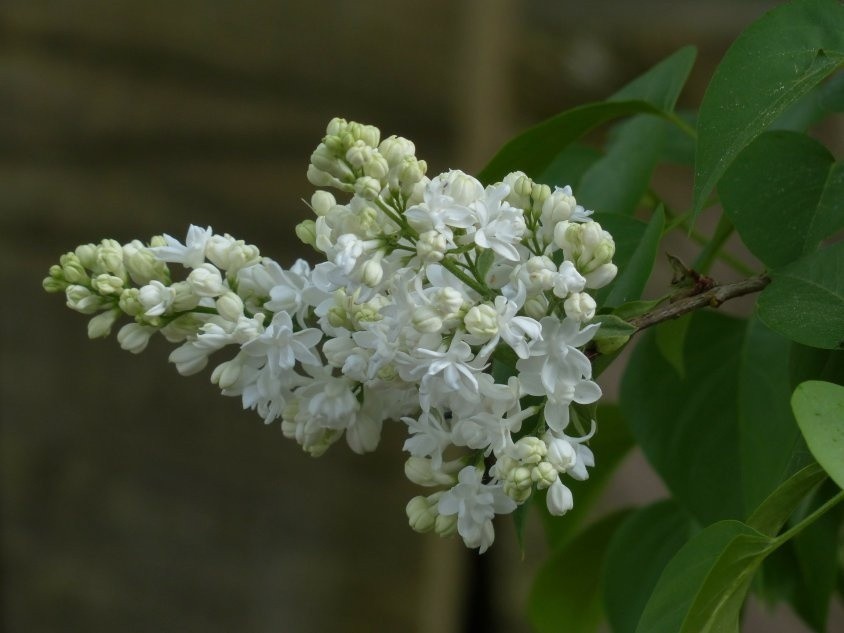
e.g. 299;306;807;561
44;117;618;553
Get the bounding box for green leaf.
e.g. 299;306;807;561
601;206;665;308
603;500;696;633
746;462;827;536
771;72;844;131
590;314;636;340
538;405;634;548
620;311;745;524
611;297;665;321
654;314;692;379
478;101;665;184
757;242;844;349
693;0;844;215
636;520;772;633
537;143;602;189
739;317;807;512
529;510;631;633
610;45;696;111
479;46;696;184
577;116;672;216
792;380;844;489
719;130;844;268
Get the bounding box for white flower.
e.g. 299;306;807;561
437;466;517;553
546;478;574;516
241;311;322;373
466;183;526;262
150;225;213;269
138;280;175;317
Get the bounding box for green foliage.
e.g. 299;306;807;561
792;381;844;489
484;2;844;629
693;0;844;215
720;131;844;268
757;242;844;350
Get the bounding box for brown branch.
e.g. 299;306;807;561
629;275;771;333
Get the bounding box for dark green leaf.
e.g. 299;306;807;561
478;101;665;184
529;510;631;633
621;311;745;524
693;0;844;215
739;317;806;512
611;297;665;321
537;143;602;189
771;72;844;131
636;520;772;633
480;46;696;183
603;500;695;633
757;242;844;349
601;206;665;308
577;116;672;216
792;380;844;489
538;405;633;549
654;314;691;379
746;462;827;536
610;45;696;111
719;131;844;268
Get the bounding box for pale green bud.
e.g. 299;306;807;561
42;274;68;293
406;495;438;533
118;288;143;317
170;281;200;312
416;230;446;263
563;291;596;322
412;305;442;333
326;117;348;137
310;190;336;216
96;239;125;276
354;176;382;201
523;295;549;320
360;259;384;287
59;253;89;284
123;240;168;285
584;262;618;289
464;303;498;337
531;462;558;489
363;153;389;181
211;358;243;390
531;183;551;207
93;273;124;295
327;305;350;329
87;309;120;339
187;263;225;298
434;512;458;537
345;140;372;168
513;436;547;464
215;291;244;322
65;285;104;314
74;244;98;269
378;135;415;164
149;235;167;248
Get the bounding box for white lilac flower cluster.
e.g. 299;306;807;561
44;117;618;553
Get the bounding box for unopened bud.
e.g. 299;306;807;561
87;309;119;339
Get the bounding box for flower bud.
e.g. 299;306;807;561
117;323;156;353
74;244;98;269
65;285;104;314
138;280;174;316
546;479;574;516
546;436;577;473
295;220;318;248
210;358;243;390
123;240;168;285
416;230;447;263
310;190;336;216
118;288;143;317
171;281;200;312
406;495;438;533
584;263;618;289
434;512;458;537
60;253;89;284
87;309;119;339
405;457;459;487
464;303;498;337
531;462;559;489
187;263;225;298
379;135;415;164
354;176;382;201
432;287;464;318
360;259;384;287
523;295;549;320
363;154;389;181
513;436;547;464
412;305;443;333
563;292;596;322
96;239;125;276
42;274;68;293
215;291;244;322
92;273;124;295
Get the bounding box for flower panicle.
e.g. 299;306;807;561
44;116;620;553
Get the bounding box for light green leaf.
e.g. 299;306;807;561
719;131;844;268
610;45;696;111
590;314;636;340
693;0;844;215
757;242;844;349
601;206;665;308
529;510;631;633
621;311;745;524
792;380;844;489
603;500;695;633
538;405;633;548
739;317;807;512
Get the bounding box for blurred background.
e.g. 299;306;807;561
2;1;841;631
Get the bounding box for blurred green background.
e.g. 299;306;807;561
4;1;840;631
